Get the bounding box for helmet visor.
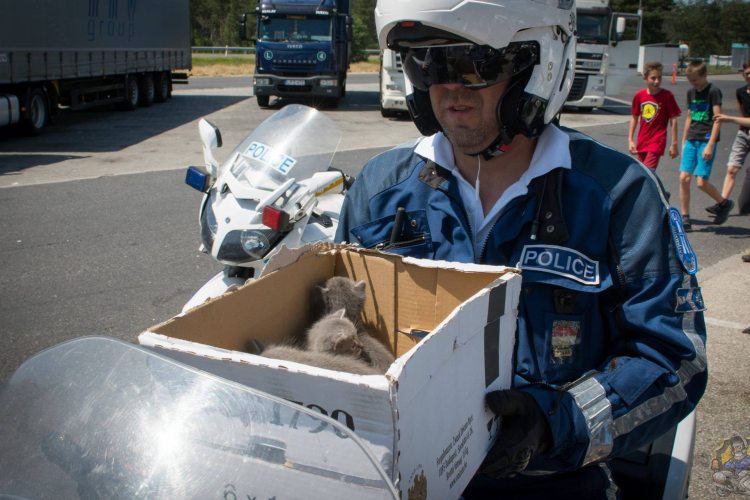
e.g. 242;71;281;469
401;42;539;92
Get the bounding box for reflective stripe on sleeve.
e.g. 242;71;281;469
568;377;614;466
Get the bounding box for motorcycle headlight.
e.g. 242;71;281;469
217;229;278;263
200;199;218;251
240;230;272;259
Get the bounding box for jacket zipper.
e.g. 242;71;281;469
479;194;534;264
607;237;627;291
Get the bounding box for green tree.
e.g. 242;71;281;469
665;0;721;56
610;0;674;45
718;0;750;52
665;0;750;57
191;0;256;47
351;0;378;53
350;16;371;62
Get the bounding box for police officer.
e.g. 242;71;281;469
335;0;707;498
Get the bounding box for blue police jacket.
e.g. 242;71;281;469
335;127;708;473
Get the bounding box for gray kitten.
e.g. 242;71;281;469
306;309;364;359
313;277;367;323
313;277;396;373
255;340;379;376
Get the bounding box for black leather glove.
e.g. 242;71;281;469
480;390;554;478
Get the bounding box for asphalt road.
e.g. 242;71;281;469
1;74;749;498
1;72;748;383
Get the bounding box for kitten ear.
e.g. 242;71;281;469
316;285;328;296
252;339;266;354
355;281;366;293
334;308;346;319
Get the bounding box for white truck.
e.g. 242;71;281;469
379;48;407;118
567;0;642;111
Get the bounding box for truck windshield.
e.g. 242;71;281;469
260;16;332;42
577;13;610;44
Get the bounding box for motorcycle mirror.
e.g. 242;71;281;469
198;119;222;176
199;119;223;150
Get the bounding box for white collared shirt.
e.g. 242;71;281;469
414;125;572;258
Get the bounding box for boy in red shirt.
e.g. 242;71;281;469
629;61;682;171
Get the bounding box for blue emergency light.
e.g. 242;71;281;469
185;166;211;193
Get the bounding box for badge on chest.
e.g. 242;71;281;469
519;245;600;285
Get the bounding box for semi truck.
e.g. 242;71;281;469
240;0;352;108
0;0;191;136
567;0;641;110
379;48;407;117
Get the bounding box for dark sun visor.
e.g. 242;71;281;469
388;22;539;91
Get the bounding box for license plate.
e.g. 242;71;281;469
284;79;306;86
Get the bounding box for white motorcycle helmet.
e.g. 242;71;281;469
376;0;577;159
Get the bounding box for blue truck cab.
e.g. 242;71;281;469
240;0;352;108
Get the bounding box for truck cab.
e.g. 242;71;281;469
567;0;641;110
242;0;352;108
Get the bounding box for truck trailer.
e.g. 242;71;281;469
240;0;352;108
0;0;191;136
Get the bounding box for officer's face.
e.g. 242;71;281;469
429;79;511;155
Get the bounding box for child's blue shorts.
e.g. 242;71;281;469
680;140;717;179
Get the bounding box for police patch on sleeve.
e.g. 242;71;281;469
519;245;600;285
669;207;698;275
675;287;706;313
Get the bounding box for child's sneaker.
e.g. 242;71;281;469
705;202;721;215
682;215;693;232
713;199;735;225
742;249;750;263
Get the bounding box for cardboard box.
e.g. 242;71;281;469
139;244;521;500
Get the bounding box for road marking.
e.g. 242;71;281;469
704;317;748;331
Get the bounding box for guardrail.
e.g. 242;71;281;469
191;46;382;55
192;46;255;55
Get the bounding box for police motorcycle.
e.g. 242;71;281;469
183;104;349;313
0;336;398;500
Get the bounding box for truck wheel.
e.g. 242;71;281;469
117;75;140;111
154;72;170;103
341;76;347;98
139;74;155;107
256;95;270;107
22;88;49;136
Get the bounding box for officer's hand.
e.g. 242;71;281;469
480;390;553;478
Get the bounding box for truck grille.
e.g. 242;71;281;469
568;75;588;101
274;63;317;72
278;85;313;93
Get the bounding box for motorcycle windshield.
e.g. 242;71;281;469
0;337;397;500
224;105;342;192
